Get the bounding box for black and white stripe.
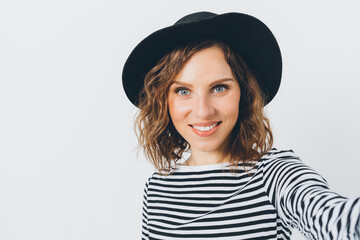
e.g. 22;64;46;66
141;148;360;240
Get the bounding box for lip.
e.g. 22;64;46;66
189;121;221;137
189;121;221;127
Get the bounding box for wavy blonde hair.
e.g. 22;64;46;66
134;39;273;175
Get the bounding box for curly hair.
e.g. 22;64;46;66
134;39;273;175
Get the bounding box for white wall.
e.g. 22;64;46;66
1;0;359;239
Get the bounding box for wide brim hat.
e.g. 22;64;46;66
122;11;282;107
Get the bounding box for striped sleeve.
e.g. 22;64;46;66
141;178;150;240
263;149;360;240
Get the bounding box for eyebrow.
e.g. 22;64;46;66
173;78;234;87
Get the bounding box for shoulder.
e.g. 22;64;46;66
259;147;304;175
262;148;301;161
260;147;329;185
143;170;172;189
261;147;301;165
143;172;157;191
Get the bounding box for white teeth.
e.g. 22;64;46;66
192;123;218;131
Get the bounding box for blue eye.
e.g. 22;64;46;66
213;85;228;93
176;88;190;96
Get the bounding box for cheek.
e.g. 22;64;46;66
168;98;191;123
221;92;240;121
222;103;239;122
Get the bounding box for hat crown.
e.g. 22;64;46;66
174;11;217;25
123;11;282;107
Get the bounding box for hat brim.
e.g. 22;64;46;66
122;12;282;107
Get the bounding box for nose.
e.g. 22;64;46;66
193;93;215;119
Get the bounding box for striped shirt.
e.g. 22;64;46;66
141;148;360;239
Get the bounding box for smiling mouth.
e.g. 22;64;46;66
189;121;222;132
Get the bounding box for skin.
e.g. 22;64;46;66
168;46;241;166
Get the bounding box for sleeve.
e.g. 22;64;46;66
141;178;150;240
263;149;360;240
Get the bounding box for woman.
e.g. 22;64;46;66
122;12;360;240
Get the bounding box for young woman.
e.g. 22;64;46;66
122;11;360;240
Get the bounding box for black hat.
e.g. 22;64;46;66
122;11;282;107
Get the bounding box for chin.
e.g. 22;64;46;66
190;142;222;153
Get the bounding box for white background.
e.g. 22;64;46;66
1;0;360;239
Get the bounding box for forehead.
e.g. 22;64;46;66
174;46;234;83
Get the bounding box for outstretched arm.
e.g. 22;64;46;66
263;149;360;240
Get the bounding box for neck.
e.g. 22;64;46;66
185;150;230;166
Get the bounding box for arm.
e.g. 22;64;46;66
263;149;360;240
141;179;150;240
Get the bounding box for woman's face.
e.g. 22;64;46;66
168;46;241;155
